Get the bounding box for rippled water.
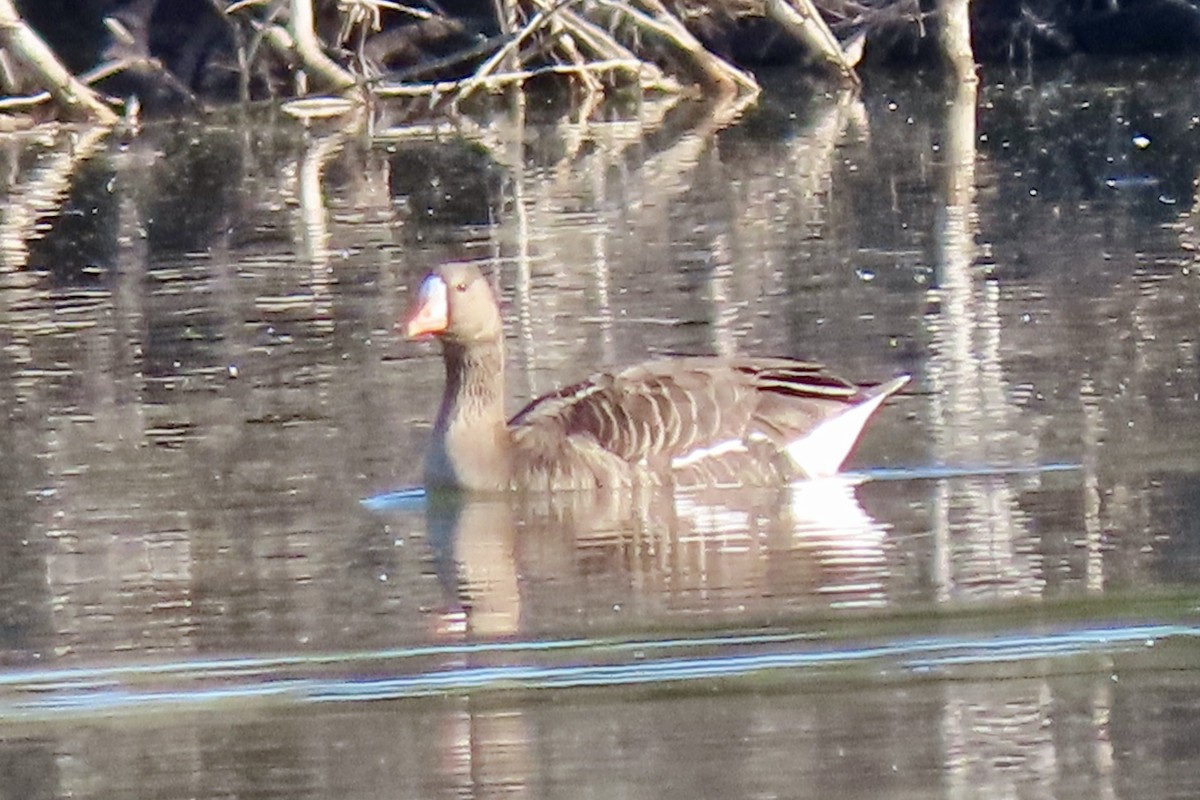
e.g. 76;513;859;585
2;58;1200;798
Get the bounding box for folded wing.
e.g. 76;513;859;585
509;357;906;488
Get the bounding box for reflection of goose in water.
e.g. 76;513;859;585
422;477;892;637
403;263;907;493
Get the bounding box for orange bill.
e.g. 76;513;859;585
403;274;448;338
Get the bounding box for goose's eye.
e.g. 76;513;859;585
455;282;469;292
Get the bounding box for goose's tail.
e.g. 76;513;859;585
785;375;909;479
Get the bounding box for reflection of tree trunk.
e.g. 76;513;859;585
708;233;738;358
1092;682;1117;800
104;140;151;437
763;93;865;346
298;136;332;264
1081;377;1104;593
927;79;1042;603
498;91;844;406
589;166;616;366
941;680;1056;795
942;677;1118;797
296;114;363;325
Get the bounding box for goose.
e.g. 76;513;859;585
404;263;907;492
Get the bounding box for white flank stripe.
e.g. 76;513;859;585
671;439;747;469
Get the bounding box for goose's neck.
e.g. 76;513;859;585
438;339;506;428
428;338;510;491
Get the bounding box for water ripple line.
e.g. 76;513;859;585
1;623;1196;720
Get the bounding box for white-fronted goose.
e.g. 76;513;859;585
404;263;908;492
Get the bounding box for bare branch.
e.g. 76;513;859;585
290;0;358;90
0;0;118;122
764;0;859;85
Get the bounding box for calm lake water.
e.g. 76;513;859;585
3;57;1200;798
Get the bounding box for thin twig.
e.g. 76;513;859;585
244;1;292;87
552;5;674;89
371;32;511;84
552;16;604;95
208;0;253;101
376;58;644;96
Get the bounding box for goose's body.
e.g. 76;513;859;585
405;263;908;493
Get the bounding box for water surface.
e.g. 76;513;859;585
2;57;1200;798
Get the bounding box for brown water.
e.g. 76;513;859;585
3;58;1200;798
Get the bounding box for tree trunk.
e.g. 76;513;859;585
938;0;976;83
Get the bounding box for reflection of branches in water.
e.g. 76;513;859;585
723;91;866;346
294;120;360;331
498;91;843;393
961;80;1200;576
0;126;111;271
378;93;755;397
916;74;1200;601
1081;260;1200;560
0;119;418;661
509;95;757;394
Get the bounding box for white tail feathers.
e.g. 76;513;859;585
784;375;909;478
